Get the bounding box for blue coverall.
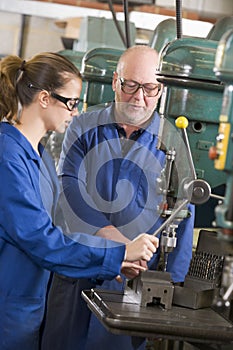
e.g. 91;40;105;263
0;122;126;350
41;104;195;350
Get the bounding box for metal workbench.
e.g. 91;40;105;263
82;288;233;345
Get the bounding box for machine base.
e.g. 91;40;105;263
82;288;233;344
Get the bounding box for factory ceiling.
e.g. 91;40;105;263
37;0;231;24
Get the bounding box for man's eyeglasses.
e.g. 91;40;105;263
119;78;161;97
28;83;80;111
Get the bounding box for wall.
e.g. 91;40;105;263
0;14;65;58
0;13;22;57
22;16;65;58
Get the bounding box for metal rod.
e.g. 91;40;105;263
181;128;196;180
209;193;225;201
123;0;131;48
176;0;183;39
223;282;233;301
108;0;127;48
153;198;189;237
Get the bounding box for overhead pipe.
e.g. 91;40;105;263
107;0;127;47
123;0;131;48
176;0;183;39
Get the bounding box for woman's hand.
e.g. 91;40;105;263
124;233;159;262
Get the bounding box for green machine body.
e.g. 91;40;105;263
156;37;226;226
213;29;233;233
81;47;123;110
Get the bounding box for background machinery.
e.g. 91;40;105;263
44;0;233;347
80;6;233;350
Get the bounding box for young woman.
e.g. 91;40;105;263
0;52;159;350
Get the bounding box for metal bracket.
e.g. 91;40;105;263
126;270;174;309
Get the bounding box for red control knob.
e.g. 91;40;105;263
209;146;218;160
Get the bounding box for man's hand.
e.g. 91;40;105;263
96;225;130;243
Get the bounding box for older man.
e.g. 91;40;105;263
42;45;194;350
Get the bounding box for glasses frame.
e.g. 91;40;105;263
50;92;80;112
28;83;80;111
119;78;161;97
